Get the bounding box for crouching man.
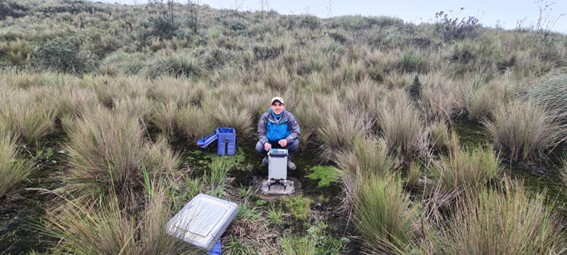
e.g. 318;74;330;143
255;96;300;170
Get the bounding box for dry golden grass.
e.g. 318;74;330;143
45;188;195;255
0;89;57;146
0;132;33;197
63;107;179;206
316;96;373;161
379;91;424;158
484;100;562;161
425;183;566;254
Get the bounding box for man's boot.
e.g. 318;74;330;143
287;157;296;170
262;156;268;166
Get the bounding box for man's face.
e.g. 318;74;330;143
271;101;285;115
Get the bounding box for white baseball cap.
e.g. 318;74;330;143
270;96;284;104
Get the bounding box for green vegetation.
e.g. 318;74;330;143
429;145;502;194
1;0;567;254
282;196;313;221
354;174;417;254
306;165;340;188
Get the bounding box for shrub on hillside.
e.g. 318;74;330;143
145;54;204;78
99;50;146;76
0;1;29;20
253;43;284;60
33;38;98;74
300;15;320;30
434;11;480;42
427;184;566;254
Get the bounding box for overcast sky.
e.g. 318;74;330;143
97;0;566;33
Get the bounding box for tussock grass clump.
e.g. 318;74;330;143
64;107;178;205
145;54;205;78
427;184;566;254
0;133;33;197
428;121;450;153
55;86;100;119
521;73;567;126
429;145;501;194
112;96;154;123
336;138;393;178
398;49;428;73
420;72;456;121
354;173;418;254
99;50;146;76
317;101;372;162
465;82;503;121
45;190;194;255
175;106;213;142
209;103;254;138
292;94;325;147
484;100;562;161
561;155;567;189
336;138;393;212
264;66;292;91
88;76;148;108
0;90;57;146
379;91;424;158
152;101;178;137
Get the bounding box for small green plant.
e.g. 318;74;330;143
267;206;284;226
280;234;317;255
238;186;255;198
306;165;340;188
237;200;261;221
225;236;255;255
255;199;268;207
306;221;347;255
282;196;313;221
205;151;244;195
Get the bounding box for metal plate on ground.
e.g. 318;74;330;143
166;194;237;249
260;179;295;195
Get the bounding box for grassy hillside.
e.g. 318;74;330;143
1;0;567;254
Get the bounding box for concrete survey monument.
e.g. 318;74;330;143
166;194;238;250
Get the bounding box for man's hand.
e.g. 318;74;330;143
264;142;272;151
278;139;288;147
